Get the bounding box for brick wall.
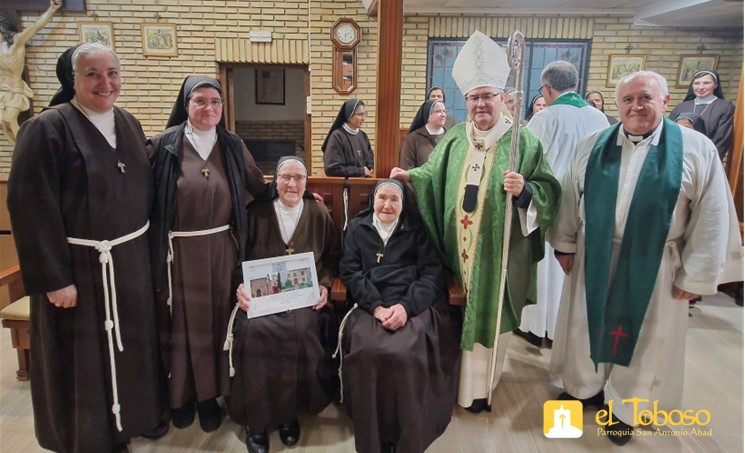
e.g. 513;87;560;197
1;5;742;174
236;120;304;173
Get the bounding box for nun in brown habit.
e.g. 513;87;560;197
228;156;341;453
8;43;165;453
148;75;266;432
339;180;462;453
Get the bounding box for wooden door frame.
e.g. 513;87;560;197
218;63;312;169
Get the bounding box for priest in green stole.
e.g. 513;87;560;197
550;71;743;446
519;60;610;347
390;31;561;413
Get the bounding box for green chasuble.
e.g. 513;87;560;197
409;122;561;350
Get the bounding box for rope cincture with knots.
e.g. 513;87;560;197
332;303;358;403
167;224;231;316
67;221;150;432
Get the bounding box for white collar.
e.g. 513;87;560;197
466;113;512;151
342;123;359;135
71;98;116;148
694;95;717;105
425;125;445;135
617;120;663;147
372;214;399;246
185;121;217;160
274;199;304;244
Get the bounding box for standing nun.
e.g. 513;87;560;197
8;43;165;453
399;99;448;170
322;99;375;177
149;75;266;432
669;70;735;160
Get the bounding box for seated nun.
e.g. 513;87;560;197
338;180;461;453
674;111;707;136
228;156;341;453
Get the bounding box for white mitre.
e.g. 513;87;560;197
452;30;510;95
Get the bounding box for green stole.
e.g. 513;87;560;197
550;92;591;108
584;118;683;367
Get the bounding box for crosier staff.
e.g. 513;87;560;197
485;29;526;409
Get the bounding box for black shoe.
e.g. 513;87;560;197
279;419;301;446
196;398;222;433
607;412;633;445
513;328;543;347
464;398;489;414
246;429;269;453
557;390;605;408
140;420;169;439
171;401;196;429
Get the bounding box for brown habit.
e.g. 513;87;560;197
398;126;446;170
7;104;162;453
228;199;340;433
159;138;265;408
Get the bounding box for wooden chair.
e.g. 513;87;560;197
329;269;465;307
307;176;466;308
0;264;30;380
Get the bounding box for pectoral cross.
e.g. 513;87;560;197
201;168;210;178
376;252;384;263
116;161;126;174
286;242;294;255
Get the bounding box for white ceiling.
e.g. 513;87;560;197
386;0;744;28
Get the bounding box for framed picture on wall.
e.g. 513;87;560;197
677;55;719;88
256;68;286;105
140;23;178;57
606;55;646;87
79;22;114;50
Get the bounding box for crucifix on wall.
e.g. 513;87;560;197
0;0;64;143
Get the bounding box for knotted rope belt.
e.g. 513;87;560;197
66;221;149;432
166;224;231;315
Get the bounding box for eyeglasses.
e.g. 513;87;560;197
190;98;224;108
277;174;307;183
353;111;367;117
538;85;548;96
431;109;447;115
465;93;499;104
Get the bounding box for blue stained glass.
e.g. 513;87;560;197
426;38;590;122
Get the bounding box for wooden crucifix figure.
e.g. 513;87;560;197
0;0;63;143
